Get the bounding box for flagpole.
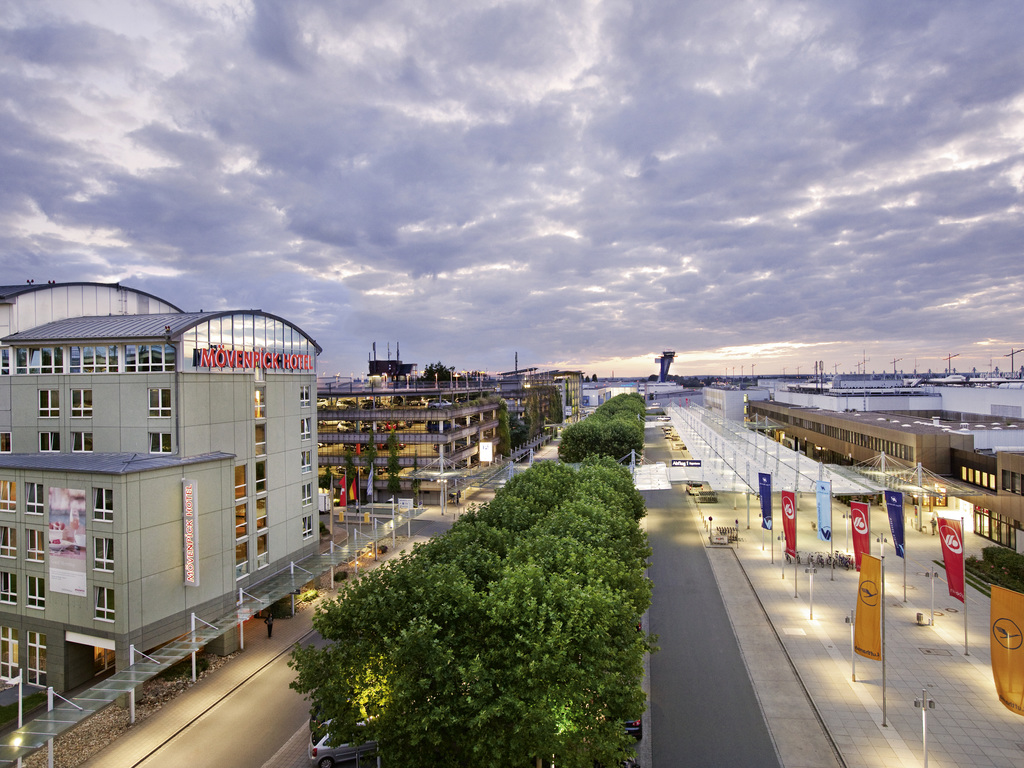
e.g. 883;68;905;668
962;516;969;656
830;489;835;581
881;550;887;727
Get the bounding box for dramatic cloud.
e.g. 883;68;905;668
3;0;1024;377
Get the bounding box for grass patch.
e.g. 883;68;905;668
0;691;48;729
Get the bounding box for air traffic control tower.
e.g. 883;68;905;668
655;350;676;382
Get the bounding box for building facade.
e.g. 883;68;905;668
0;283;320;690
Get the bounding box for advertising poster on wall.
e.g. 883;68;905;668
48;487;87;597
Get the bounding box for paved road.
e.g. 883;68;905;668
645;450;781;767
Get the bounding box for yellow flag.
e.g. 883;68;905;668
855;554;882;661
991;585;1024;716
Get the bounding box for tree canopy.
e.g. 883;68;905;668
291;457;653;768
557;393;645;463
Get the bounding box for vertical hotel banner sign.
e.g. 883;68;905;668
182;479;199;586
990;586;1024;716
48;487;87;597
781;490;797;559
938;518;965;603
759;473;773;530
850;501;871;571
855;554;883;661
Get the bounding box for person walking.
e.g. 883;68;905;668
265;611;274;638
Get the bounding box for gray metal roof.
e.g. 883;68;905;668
0;282;184;312
2;312;211;343
2;310;322;353
0;451;234;475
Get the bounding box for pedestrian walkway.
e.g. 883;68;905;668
697;492;1024;768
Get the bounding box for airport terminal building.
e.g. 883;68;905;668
0;282;320;691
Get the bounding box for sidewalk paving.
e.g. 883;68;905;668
700;492;1024;768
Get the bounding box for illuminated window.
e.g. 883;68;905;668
235;465;247;500
0;627;17;679
0;433;9;453
0;482;15;513
254;388;266;419
27;632;45;686
26;530;45;562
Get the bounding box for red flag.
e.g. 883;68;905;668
938;518;965;603
851;501;870;571
781;490;797;559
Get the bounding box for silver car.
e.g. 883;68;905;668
307;719;377;768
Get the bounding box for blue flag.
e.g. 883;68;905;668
885;490;905;558
759;473;772;530
816;481;832;542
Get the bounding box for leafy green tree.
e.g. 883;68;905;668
386;428;402;496
318;467;333;491
363;436;379;501
343;447;357;503
558;394;645;462
420;361;454;382
291;460;652;768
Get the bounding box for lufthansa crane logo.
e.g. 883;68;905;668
853;511;869;535
993;618;1023;651
859;581;879;607
939;524;963;554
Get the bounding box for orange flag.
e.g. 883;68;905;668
991;585;1024;716
855;554;882;661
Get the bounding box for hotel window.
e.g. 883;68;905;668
256;531;268;568
235;540;248;579
39;432;60;452
93;538;114;571
256;497;268;531
0;627;17;679
0;348;7;375
0;527;15;558
235;503;248;540
301;449;312;474
255;461;267;494
235;465;247;500
0;481;15;513
254;423;266;456
27;632;45;686
70;345;118;374
26;576;44;609
38;389;60;418
28;480;47;515
254;388;266;419
300;384;311;408
72;431;93;453
94;587;115;621
0;433;9;453
0;573;17;604
93;488;114;522
124;343;175;373
302;514;314;539
27;530;45;562
301;482;313;507
71;388;93;417
149;388;171;417
300;417;311;440
16;346;63;374
149;432;172;453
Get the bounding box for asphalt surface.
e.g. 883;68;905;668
645;482;782;768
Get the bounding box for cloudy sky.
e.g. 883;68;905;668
3;1;1024;379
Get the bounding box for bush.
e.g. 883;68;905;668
965;546;1024;593
334;570;349;582
158;655;210;681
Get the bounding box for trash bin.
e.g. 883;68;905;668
916;612;930;626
